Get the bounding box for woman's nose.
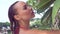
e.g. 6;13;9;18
27;6;32;10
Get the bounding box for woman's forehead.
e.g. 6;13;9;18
14;1;26;8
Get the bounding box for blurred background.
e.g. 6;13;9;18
0;0;60;34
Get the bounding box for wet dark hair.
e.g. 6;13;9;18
8;1;19;34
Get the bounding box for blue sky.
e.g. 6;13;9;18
0;0;42;22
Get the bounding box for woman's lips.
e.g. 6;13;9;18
31;10;34;15
31;11;34;15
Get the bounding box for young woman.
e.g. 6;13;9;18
8;1;60;34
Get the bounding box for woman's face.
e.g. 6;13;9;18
14;1;35;20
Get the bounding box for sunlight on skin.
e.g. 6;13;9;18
20;29;60;34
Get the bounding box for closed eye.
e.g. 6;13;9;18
23;5;27;10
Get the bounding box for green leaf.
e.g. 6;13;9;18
52;0;60;24
41;7;52;26
37;0;55;13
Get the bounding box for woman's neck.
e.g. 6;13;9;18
19;19;30;30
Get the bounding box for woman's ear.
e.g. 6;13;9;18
14;15;20;20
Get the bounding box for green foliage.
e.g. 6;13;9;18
30;19;51;30
41;7;52;25
52;0;60;24
30;18;41;29
0;22;10;28
27;0;37;9
27;0;55;13
27;0;60;30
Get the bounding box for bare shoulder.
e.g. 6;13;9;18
28;29;48;34
28;29;60;34
20;29;60;34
